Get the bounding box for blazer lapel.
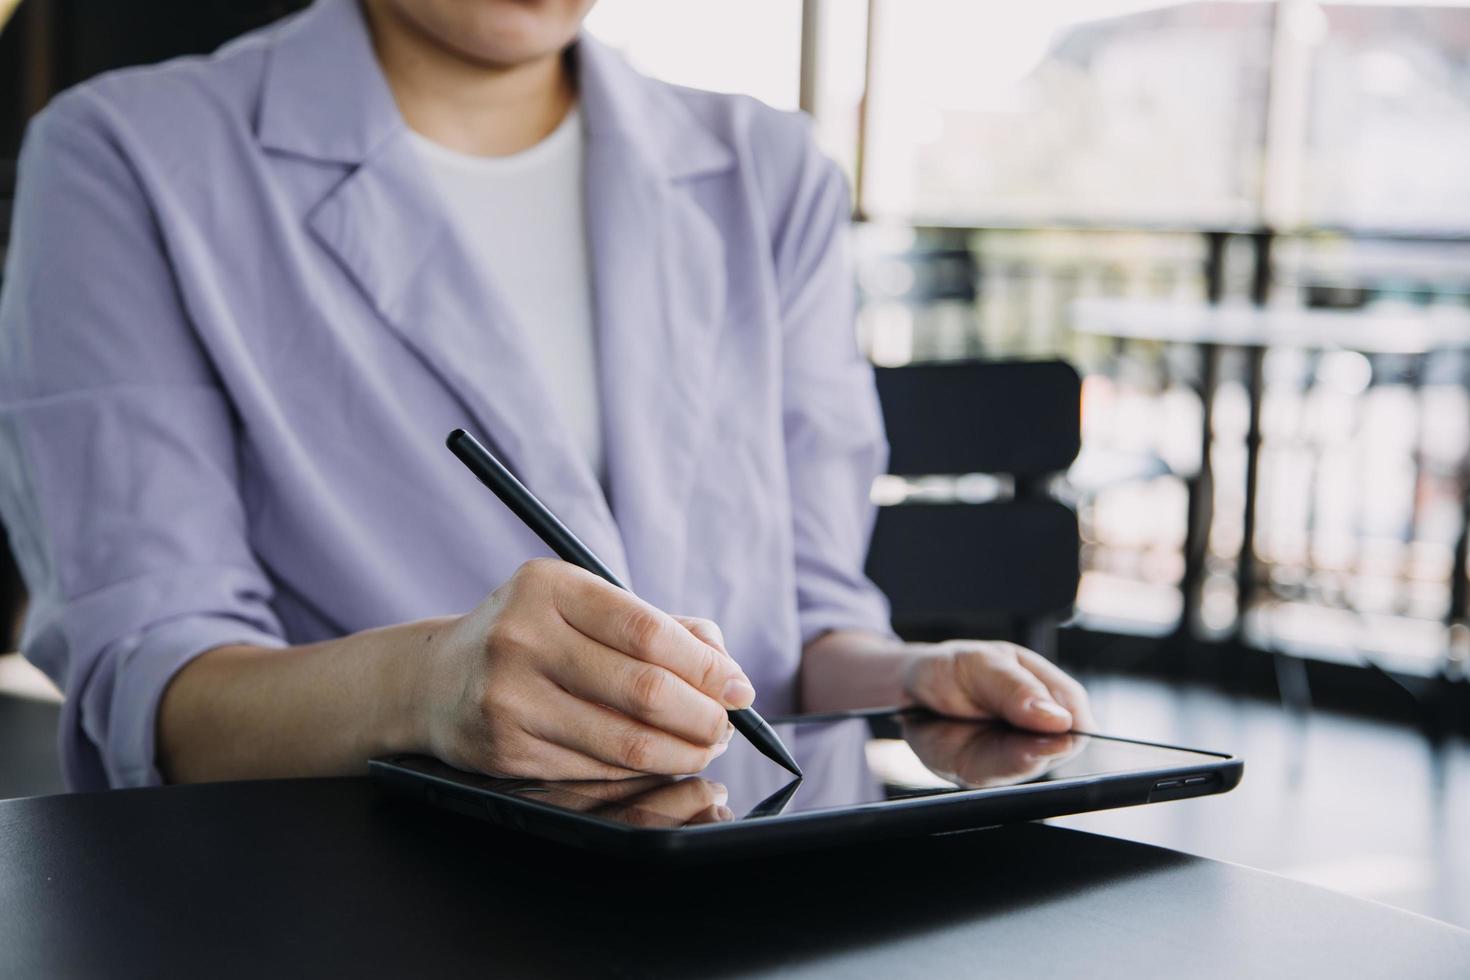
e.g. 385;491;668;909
579;39;735;609
262;0;629;578
308;140;629;579
257;5;743;601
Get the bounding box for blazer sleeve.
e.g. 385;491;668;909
0;91;286;790
768;130;895;647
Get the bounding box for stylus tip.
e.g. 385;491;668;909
772;746;803;778
732;707;803;777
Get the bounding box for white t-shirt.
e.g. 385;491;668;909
408;107;603;482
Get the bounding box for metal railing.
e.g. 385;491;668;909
854;222;1470;681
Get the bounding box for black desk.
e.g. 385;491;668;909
3;778;1467;978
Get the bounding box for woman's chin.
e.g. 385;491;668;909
384;0;593;70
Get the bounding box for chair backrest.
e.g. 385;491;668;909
865;360;1082;650
876;360;1081;481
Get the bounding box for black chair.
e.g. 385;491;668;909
1;149;19;650
866;360;1082;658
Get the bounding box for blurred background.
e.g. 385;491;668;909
2;0;1468;930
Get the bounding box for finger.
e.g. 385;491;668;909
553;572;755;709
484;733;646;782
542;628;733;747
551;775;672;804
1014;649;1095;730
526;683;728;775
686;803;736;825
1035;733;1087;769
952;647;1074;733
605;778;729;825
1018;733;1079;759
905;721;1051;787
953;729;1077;786
673;615;727;656
903;717;975;765
951;733;1054;788
901;720;982;785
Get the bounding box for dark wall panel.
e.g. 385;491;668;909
54;0;309;86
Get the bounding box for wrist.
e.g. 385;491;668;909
800;629;930;712
899;644;954;708
372;615;459;759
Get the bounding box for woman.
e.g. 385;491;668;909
0;0;1091;791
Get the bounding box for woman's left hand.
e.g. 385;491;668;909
903;640;1095;733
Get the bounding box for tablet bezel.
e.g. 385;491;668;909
370;709;1243;860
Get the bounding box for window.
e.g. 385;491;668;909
584;0;803;112
863;0;1275;226
1291;3;1470;232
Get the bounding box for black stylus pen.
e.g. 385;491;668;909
446;428;802;778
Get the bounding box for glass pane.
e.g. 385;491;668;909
1291;2;1470;232
864;0;1275;225
584;0;802;112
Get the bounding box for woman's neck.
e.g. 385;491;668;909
362;1;576;157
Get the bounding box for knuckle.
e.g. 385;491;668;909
628;665;670;716
618;729;655;771
482;734;523;775
477;684;514;727
1009;674;1047;702
689;617;722;643
694;644;725;691
977;642;1019;668
618;807;658;828
622;607;665;656
484;616;530;655
520;557;558;580
703;709;729;747
514;558;564;596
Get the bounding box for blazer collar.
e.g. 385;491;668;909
574;34;734;180
257;0;400;164
257;0;734;179
261;0;736;607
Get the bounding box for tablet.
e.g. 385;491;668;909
370;708;1242;860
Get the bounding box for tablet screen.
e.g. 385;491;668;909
399;712;1230;830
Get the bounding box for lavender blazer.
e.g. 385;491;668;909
0;0;892;790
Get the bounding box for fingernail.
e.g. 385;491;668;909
718;723;735;745
721;677;756;708
1026;698;1072;723
710;783;728;806
715;806;734;821
713;739;730;758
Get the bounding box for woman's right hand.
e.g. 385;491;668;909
419;558;756;780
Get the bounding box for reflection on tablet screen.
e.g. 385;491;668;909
482;714;1225;828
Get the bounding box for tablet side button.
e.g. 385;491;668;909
1154;779;1183;790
